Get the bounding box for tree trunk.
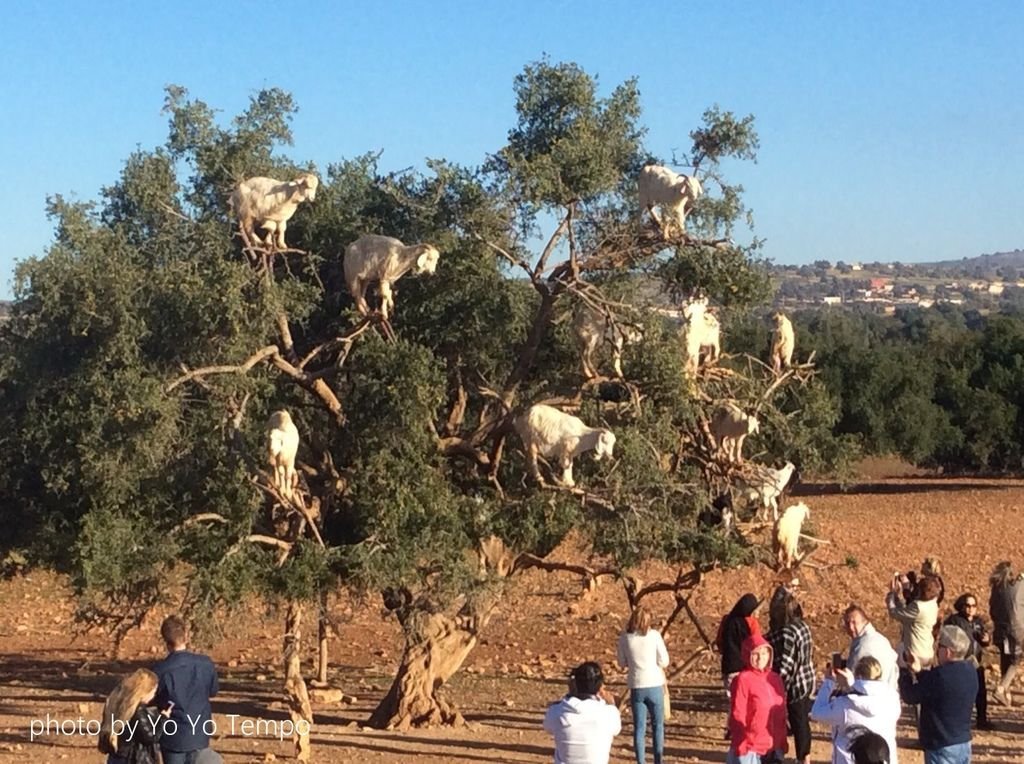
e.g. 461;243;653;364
283;601;314;762
317;590;329;685
368;540;513;731
367;609;483;730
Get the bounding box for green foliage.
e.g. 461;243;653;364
492;58;645;211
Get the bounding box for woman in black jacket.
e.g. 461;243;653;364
945;592;993;730
98;668;170;764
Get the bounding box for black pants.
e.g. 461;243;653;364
787;695;812;760
976;665;988;723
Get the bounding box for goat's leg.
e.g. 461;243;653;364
611;345;625;378
379;281;394;321
275;219;288;250
559;455;575;488
526;445;544;486
581;346;597;379
352;282;371;315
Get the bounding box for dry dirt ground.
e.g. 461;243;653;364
3;458;1024;763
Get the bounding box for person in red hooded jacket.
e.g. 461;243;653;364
728;633;788;764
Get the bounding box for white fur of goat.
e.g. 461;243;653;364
638;165;704;237
572;305;643;379
267;410;300;500
774;501;810;569
710;403;760;464
230;173;319;250
514;404;615;488
737;461;796;521
343;234;440;320
771;312;795;373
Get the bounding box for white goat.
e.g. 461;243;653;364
710;403;760;464
343;234;441;320
572;305;643;379
770;312;795;373
638;165;704;237
515;404;616;488
736;461;797;521
230;172;319;250
267;410;300;500
681;298;721;373
774;501;811;569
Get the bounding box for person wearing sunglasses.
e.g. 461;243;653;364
944;593;993;730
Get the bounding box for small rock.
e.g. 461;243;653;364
255;674;268;682
227;660;238;668
504;699;515;708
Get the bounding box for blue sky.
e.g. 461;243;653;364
3;2;1022;298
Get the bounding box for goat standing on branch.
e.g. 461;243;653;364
267;410;300;500
680;297;721;375
572;304;643;380
774;501;810;570
710;403;759;464
637;164;703;238
344;234;440;321
736;461;797;522
230;173;319;250
515;404;615;488
770;312;795;374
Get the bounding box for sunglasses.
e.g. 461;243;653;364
965;602;977;608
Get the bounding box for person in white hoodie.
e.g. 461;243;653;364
617;605;670;764
543;661;622;764
810;656;901;764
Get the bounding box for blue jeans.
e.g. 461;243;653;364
630;686;665;764
161;751;198;764
925;742;971;764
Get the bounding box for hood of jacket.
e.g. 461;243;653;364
549;695;598;727
844;678;899;715
741;633;773;669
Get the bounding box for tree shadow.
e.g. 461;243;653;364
793;481;1015;498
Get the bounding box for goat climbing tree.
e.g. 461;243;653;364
0;60;853;747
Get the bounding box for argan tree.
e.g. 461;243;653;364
0;59;848;748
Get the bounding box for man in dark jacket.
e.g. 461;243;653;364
899;625;977;764
154;615;219;764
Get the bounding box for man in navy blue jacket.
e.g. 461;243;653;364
898;624;978;764
154;615;219;764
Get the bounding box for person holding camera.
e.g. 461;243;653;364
898;625;977;764
944;592;993;730
810;656;901;764
886;572;940;670
543;661;622;764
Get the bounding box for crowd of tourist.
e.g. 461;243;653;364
543;558;1024;764
91;557;1023;764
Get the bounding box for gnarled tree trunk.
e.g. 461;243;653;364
283;601;314;761
367;609;483;730
368;538;515;730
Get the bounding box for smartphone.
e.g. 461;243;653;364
831;651;843;669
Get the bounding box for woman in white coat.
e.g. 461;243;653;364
810;656;901;764
617;606;670;764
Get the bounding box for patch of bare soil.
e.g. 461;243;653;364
3;471;1024;762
